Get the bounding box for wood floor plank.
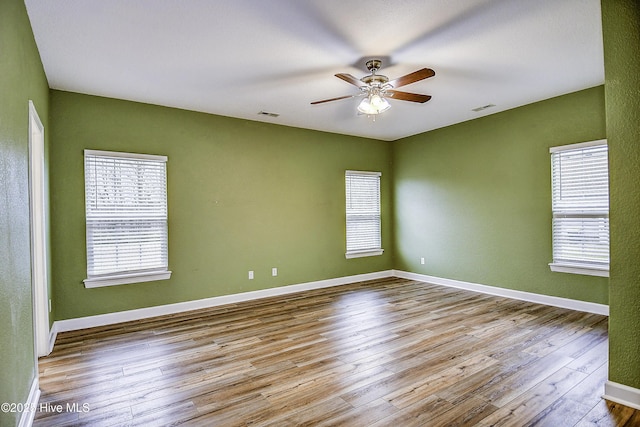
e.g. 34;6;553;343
314;398;398;427
477;367;590;426
34;277;640;427
383;354;499;410
526;396;595;427
575;399;640;427
566;340;609;375
477;351;576;407
418;395;499;427
371;394;454;427
564;363;610;409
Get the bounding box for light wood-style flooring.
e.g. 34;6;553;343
35;277;640;426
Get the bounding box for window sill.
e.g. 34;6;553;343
549;263;609;278
345;249;384;259
84;270;172;288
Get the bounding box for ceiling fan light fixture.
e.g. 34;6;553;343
358;94;391;115
311;59;434;116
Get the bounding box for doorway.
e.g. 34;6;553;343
29;100;50;357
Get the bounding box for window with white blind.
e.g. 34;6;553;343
345;170;383;258
83;150;171;288
549;140;609;277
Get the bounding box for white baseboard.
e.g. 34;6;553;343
604;381;640;410
393;270;609;315
53;270;395;333
18;377;40;427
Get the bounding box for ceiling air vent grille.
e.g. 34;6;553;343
258;111;280;118
472;104;496;112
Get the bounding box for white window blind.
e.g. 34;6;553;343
84;150;170;287
345;170;383;258
550;140;609;275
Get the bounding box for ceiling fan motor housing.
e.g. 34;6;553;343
361;59;389;86
361;74;389;85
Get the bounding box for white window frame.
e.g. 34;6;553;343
345;170;384;259
83;149;172;288
549;140;609;277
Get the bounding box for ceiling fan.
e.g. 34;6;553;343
311;59;435;115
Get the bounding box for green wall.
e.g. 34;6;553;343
50;85;611;323
0;0;50;425
602;0;640;390
49;91;393;319
393;86;608;304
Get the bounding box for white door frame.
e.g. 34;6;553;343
29;100;50;357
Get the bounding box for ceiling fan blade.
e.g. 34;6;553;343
386;90;432;103
335;73;366;87
310;94;356;105
387;68;435;88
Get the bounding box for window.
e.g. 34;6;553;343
83;150;171;288
345;170;383;258
549;140;609;277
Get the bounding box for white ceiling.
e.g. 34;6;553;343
25;0;604;141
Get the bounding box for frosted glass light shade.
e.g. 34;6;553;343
358;94;390;115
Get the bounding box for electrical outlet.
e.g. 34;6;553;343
420;257;425;265
248;270;254;280
272;267;278;277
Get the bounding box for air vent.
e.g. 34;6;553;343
258;111;280;118
472;104;496;112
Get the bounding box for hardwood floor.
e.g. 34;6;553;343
35;277;640;426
